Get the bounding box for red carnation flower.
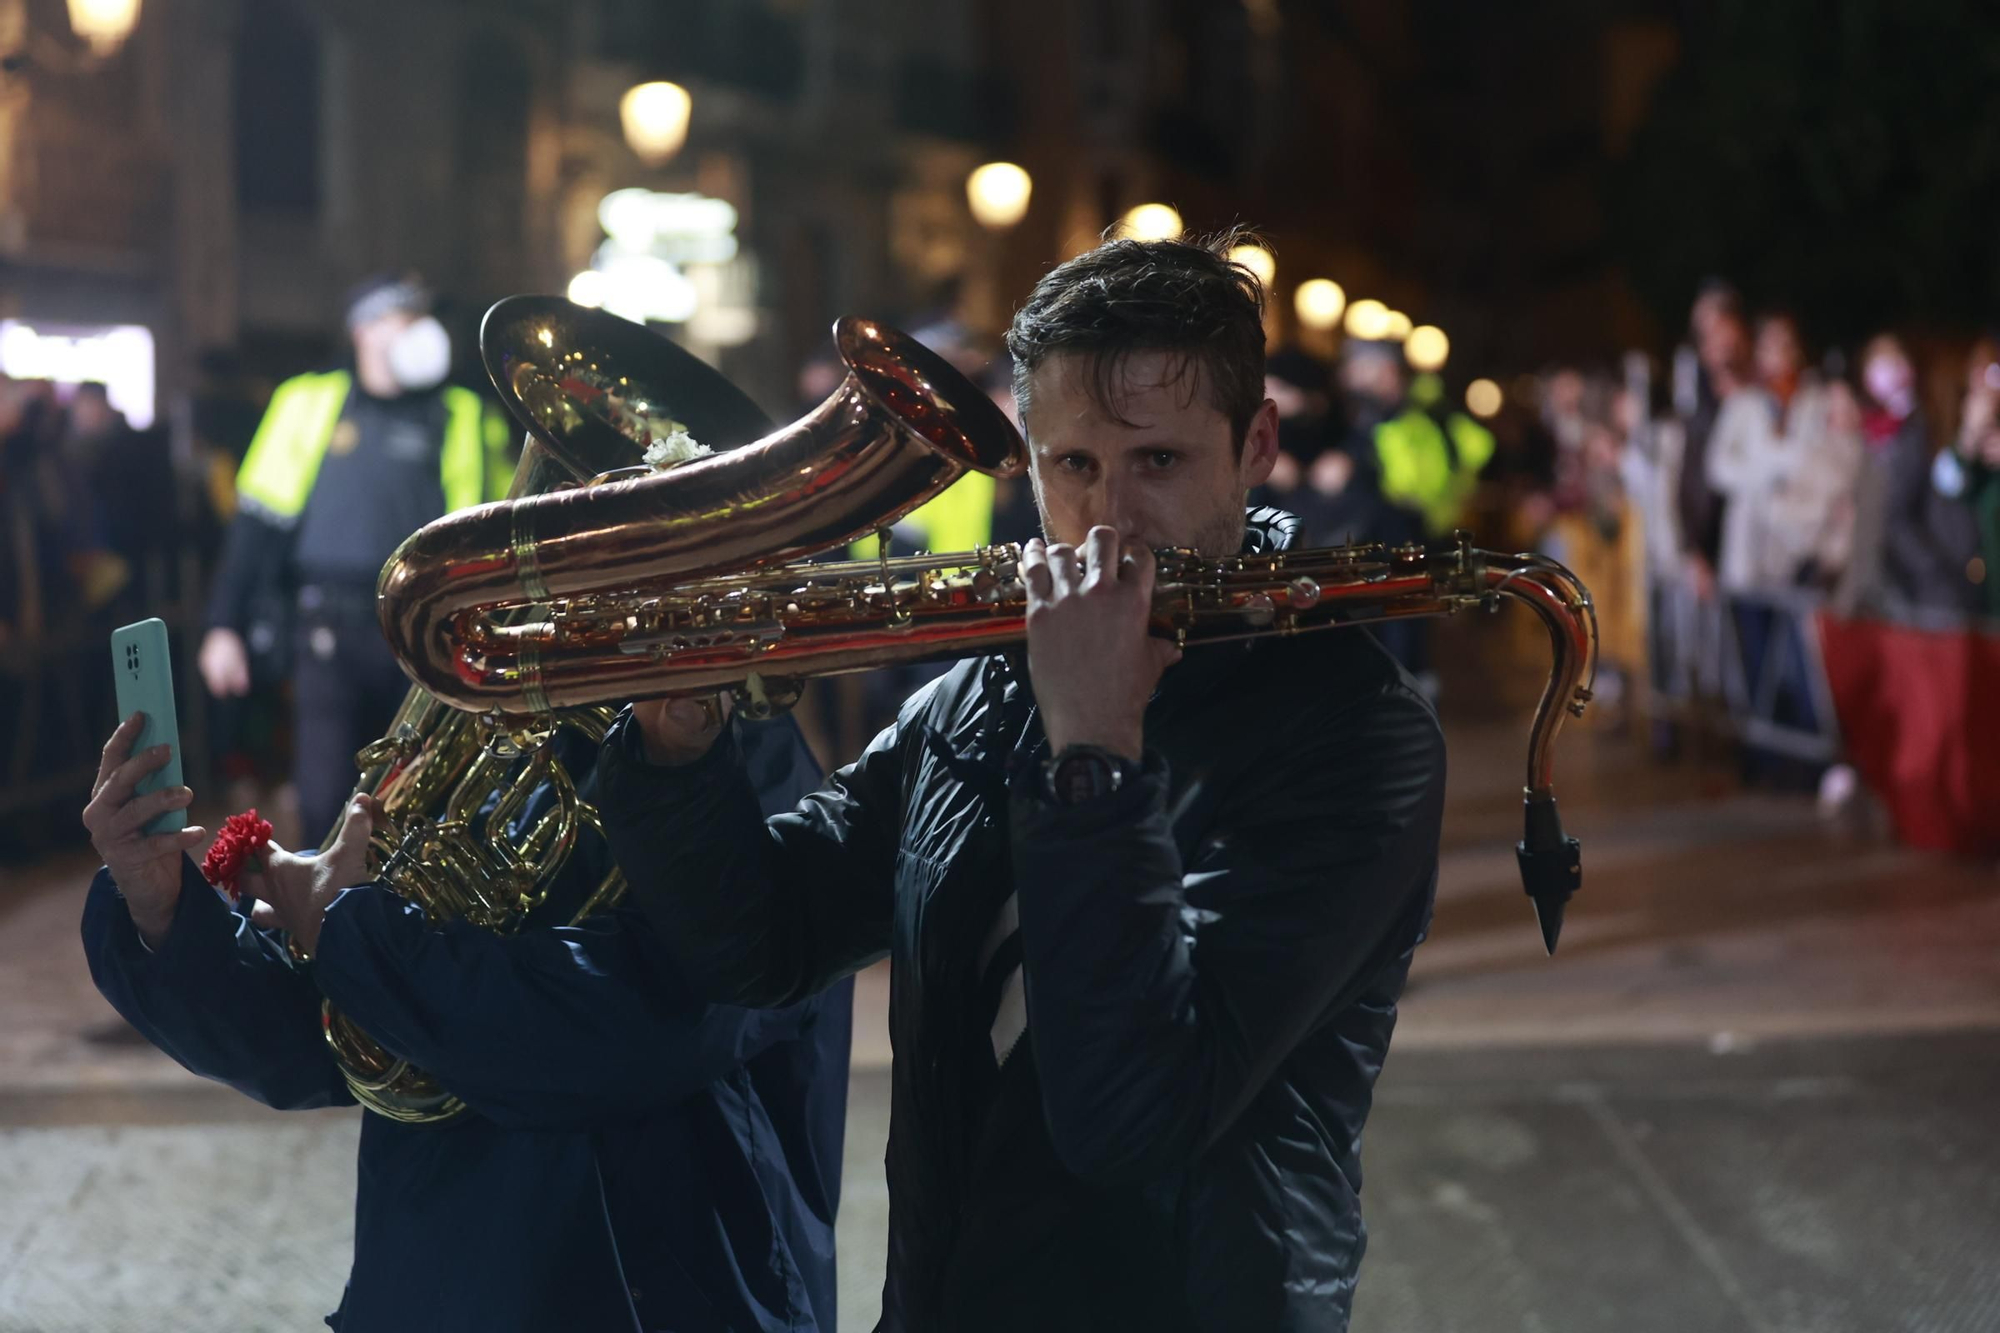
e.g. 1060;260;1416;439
200;809;274;904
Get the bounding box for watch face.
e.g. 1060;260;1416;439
1049;750;1116;803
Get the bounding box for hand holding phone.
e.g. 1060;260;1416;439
83;712;208;947
110;619;185;835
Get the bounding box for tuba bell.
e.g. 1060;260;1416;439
318;298;1025;1122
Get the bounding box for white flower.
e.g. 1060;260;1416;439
642;427;712;470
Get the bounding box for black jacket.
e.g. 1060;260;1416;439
1878;414;1982;613
599;512;1446;1332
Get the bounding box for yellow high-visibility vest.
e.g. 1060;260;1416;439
1375;407;1495;537
848;471;997;560
234;370;513;523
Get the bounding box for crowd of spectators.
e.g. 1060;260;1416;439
1246;278;1995;826
8;276;1996;850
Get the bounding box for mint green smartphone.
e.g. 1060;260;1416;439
110;618;186;835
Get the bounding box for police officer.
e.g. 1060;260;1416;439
1344;343;1495;541
1337;340;1496;694
198;274;512;842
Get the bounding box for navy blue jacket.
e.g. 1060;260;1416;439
82;715;850;1332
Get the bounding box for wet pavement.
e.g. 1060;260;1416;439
2;707;1996;1331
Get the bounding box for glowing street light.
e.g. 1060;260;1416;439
66;0;140;55
1381;309;1413;341
1466;378;1504;418
1229;242;1276;290
1119;203;1183;241
1404;325;1450;372
1293;279;1346;331
567;270;609;309
966;163;1033;230
1344;298;1390;339
620;81;693;166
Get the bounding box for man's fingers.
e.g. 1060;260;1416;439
93;713;145;798
1125;539;1159;602
1046;543;1080;597
249;901;282;930
1081;526;1120;589
105;785;194;840
1020;538;1054;603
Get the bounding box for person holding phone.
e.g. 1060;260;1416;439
78;707;852;1332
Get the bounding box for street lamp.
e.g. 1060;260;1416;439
65;0;139;56
1293;278;1346;331
620;81;692;166
1405;324;1449;372
567;270;608;309
1118;202;1183;241
966;162;1032;230
1466;378;1503;418
3;0;139;72
1381;309;1413;341
1343;298;1390;340
1229;241;1276;290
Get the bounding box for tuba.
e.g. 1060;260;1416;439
380;302;1597;961
318;297;1024;1122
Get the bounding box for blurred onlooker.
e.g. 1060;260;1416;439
1253;345;1390;546
1706;312;1864;594
1;377;105;633
1705;312;1863;793
60;383;176;603
1936;338;2000;617
1538;367;1646;726
1540;366;1590;515
1839;335;1982;614
1678;280;1752;598
1264;346;1339;471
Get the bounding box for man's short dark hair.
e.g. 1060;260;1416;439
1005;229;1268;451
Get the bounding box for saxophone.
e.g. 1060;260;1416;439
341;298;1597;1123
385;300;1596;952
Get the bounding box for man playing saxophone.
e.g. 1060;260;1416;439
600;232;1448;1331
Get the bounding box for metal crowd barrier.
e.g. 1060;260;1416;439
1646;574;1842;764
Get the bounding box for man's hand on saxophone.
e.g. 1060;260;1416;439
632;691;734;766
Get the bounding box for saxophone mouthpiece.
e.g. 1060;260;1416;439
1516;790;1581;954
